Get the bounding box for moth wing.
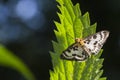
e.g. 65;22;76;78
83;30;109;54
61;43;88;61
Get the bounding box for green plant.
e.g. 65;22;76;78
0;45;35;80
50;0;107;80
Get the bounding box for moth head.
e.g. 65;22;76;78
75;38;84;46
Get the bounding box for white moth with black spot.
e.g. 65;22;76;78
60;30;109;61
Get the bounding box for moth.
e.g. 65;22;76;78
60;30;110;61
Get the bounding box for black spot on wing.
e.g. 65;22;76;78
98;43;102;48
86;39;91;44
93;45;97;50
84;41;86;43
74;51;89;61
67;49;71;52
103;31;106;34
72;54;76;56
61;51;68;57
103;31;109;39
73;46;78;51
99;32;103;40
93;35;97;39
94;41;98;45
63;43;78;53
88;48;91;52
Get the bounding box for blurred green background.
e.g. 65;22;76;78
0;0;119;80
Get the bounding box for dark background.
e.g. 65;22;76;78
0;0;119;80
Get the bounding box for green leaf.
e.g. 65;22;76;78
50;0;107;80
0;45;35;80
